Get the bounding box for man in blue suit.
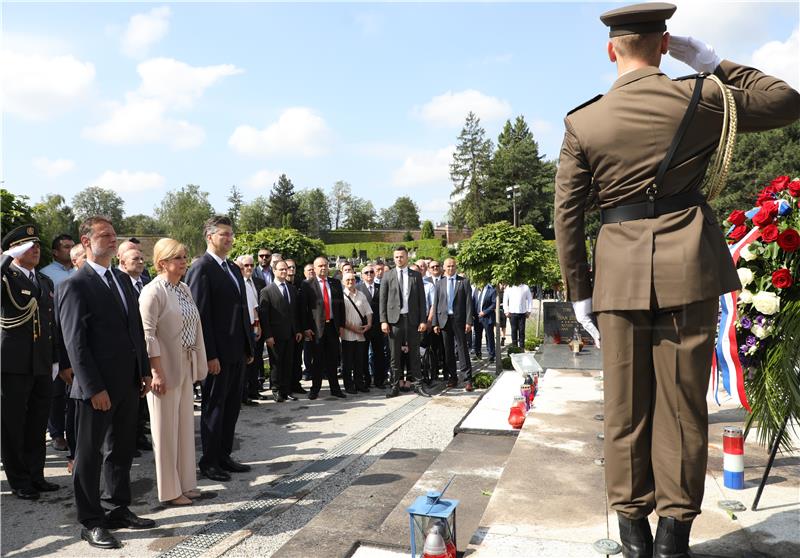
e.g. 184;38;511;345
472;283;497;360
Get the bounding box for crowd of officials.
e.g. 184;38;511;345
0;215;535;550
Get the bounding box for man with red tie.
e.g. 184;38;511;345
300;257;346;400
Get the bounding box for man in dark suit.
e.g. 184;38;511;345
258;260;303;402
300;256;345;400
358;264;386;388
1;225;60;501
432;258;474;391
379;246;427;398
186;216;254;483
58;217;155;549
472;283;497;360
284;259;308;394
237;254;267;404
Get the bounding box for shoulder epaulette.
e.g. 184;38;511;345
567;94;603;116
673;72;708;81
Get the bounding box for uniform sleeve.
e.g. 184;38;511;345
554;118;594;302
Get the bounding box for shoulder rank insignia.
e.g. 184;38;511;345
567;94;603;116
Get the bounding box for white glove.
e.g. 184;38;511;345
668;35;721;74
4;241;35;259
572;298;601;348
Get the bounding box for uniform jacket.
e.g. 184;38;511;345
473;284;497;326
555;60;800;312
58;263;150;400
300;276;345;338
258;281;301;341
432;274;474;330
0;255;58;375
379;267;427;326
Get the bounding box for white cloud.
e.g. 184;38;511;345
420;198;452;215
229;107;331;158
32;157;76;178
1;49;95;120
414;90;512;127
669;1;769;48
245;170;280;190
392;145;455;187
751;27;800;91
122;6;171;58
91;170;165;193
136;58;243;109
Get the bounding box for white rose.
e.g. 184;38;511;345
739;289;754;304
752;291;781;315
740;245;757;261
752;324;768;339
737;268;754;288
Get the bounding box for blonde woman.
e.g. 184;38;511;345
139;239;207;506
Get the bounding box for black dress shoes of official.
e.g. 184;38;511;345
81;527;122;549
12;487;40;500
345;387;358;395
292;384;308;394
32;478;59;492
331;391;347;399
358;387;370;393
273;392;286;403
386;386;400;398
105;507;156;530
220;457;251;473
200;465;231;482
242;398;259;407
617;514;653;558
308;391;318;400
136;435;153;451
285;393;299;401
653;516;693;558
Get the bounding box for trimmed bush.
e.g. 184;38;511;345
507;346;524;355
501;356;513;370
472;372;495;389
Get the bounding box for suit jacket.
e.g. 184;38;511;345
1;255;58;376
300;276;344;338
357;281;382;337
473;284;497;326
253;265;274;284
258;281;301;341
185;252;254;364
432;274;473;329
379;267;426;326
555;60;800;312
58;263;150;400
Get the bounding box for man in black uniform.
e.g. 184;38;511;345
1;224;60;499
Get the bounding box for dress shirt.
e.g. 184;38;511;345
317;277;332;318
363;281;376;299
396;267;410;315
244;277;259;323
86;259;128;313
446;275;457;315
206;249;240;291
503;284;533;314
478;286;488;313
39;261;74;287
126;274;144;295
274;279;291;303
424;281;435;313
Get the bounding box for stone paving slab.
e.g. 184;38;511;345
457;371;526;435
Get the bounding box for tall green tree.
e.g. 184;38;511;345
296;188;331;238
267;174;302;229
32;194;78;246
380;196;421;229
227;185;244;229
120;214;165;235
420;220;435;239
155;184;215;256
343;197;378;229
328;180;352;230
1;189;36;237
72;186;125;225
449;111;494;229
239;196;271;232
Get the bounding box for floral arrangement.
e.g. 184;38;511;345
723;175;800;448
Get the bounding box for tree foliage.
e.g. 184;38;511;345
1;189;36;238
32;194;78;247
420;220;435;239
343;196;378;229
267;174;303;229
328;180;352;230
227;184;244;229
155;184;215;256
72;186;125;225
449;112;494;229
231;228;326;267
296;187;331;238
380;196;421;229
120;214;165;236
239;196;271;233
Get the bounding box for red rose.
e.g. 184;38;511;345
761;223;779;242
770;176;791;191
727;210;746;226
756;188;776;206
789;180;800;198
752;201;778;227
772;268;793;289
728;224;748;241
777;228;800;252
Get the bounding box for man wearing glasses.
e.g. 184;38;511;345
358;265;386;388
253;248;274;284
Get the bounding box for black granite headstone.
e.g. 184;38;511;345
542;301;595;345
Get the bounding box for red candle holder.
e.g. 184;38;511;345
508;405;525;429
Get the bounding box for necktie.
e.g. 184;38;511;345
104;269;128;314
135;279;143;296
448;277;455;314
369;284;373;298
221;261;240;292
281;282;290;305
321;279;331;321
399;270;405;311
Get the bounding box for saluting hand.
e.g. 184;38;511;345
90;390;111;411
668;35;721;74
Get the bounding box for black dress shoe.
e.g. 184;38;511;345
653;516;693;558
200;465;231;482
12;487;40;500
81;527;121;549
242;398;258;406
285;393;299;401
331;391;347;398
32;478;59;492
345;388;358;395
386;387;400;398
220;457;251;473
618;514;653;558
374;382;386;389
273;392;286;403
308;392;318;400
136;436;152;451
292;385;308;394
358;387;370;393
105;508;156;530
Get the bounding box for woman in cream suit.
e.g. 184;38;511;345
139;238;207;505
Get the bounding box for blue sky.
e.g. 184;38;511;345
3;1;798;225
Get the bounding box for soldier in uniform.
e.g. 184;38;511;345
554;3;800;557
1;224;60;499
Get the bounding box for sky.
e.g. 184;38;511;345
3;0;799;226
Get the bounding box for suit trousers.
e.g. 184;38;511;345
366;333;387;387
441;320;473;383
73;376;139;528
147;368;196;502
199;358;245;468
473;319;496;358
268;338;294;396
341;340;368;390
1;373;51;490
508;314;526;348
246;335;266;397
310;322;343;396
48;375;67;439
597;297;718;522
291;338;304;387
388;315;421;387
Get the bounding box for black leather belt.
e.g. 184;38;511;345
600;191;706;225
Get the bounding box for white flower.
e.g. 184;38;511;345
752;324;770;339
739;289;754;304
752;291;781;315
740;245;757;261
738;268;754;288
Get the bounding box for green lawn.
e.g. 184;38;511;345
325;238;452;261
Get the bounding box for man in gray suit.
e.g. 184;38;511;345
432;258;474;391
379;246;427;398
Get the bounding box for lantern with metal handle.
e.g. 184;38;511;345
407;477;459;558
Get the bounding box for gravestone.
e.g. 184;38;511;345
542;301;595;345
537;301;602;370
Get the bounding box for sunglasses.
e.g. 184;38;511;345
363;270;374;274
287;265;296;269
258;254;271;258
243;264;254;268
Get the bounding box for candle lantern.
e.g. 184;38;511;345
407;487;459;558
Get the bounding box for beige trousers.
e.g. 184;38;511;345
146;367;197;502
597;297;718;522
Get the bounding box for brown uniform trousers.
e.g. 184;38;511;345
555;60;800;520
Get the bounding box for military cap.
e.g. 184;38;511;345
600;2;676;37
2;224;40;252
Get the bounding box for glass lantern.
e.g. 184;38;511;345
407;490;459;557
